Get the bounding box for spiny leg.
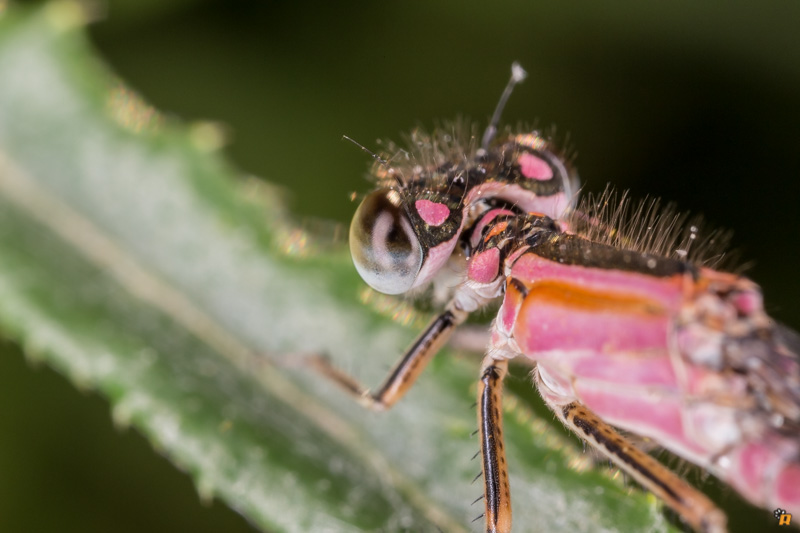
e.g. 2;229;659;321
477;356;512;533
557;402;727;533
308;305;469;410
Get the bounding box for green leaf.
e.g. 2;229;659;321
0;3;677;532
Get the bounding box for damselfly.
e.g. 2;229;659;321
313;63;800;533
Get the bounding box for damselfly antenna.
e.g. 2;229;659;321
481;62;528;151
342;134;405;188
342;134;389;166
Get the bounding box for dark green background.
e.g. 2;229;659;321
3;1;799;531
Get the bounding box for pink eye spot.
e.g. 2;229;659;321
415;199;450;226
519;152;553;180
468;248;501;284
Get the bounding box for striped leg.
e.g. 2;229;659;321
309;306;468;410
556;401;727;533
477;356;512;533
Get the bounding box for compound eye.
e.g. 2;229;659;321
349;188;423;295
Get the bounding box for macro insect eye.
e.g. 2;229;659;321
349;188;424;295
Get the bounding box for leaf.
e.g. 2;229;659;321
0;3;677;532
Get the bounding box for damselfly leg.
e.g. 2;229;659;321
308;305;468;410
477;356;512;533
556;402;727;533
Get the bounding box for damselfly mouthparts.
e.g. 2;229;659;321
316;63;800;533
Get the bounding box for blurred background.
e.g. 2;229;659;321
2;0;799;531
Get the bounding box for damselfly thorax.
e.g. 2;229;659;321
314;63;800;533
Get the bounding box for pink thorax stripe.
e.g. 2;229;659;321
539;349;678;387
510;253;685;311
513;284;671;353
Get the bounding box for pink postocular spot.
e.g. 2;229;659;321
415;199;449;226
468;248;501;284
518;152;553;180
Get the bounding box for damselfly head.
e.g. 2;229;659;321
348;63;580;296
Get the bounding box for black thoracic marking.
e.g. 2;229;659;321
569;410;683;503
508;278;529;298
529;232;698;279
373;310;454;399
480;366;503;525
483;196;528;215
459;198;526;257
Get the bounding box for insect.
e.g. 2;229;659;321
313;63;800;532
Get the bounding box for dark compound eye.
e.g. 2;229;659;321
349;188;423;295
